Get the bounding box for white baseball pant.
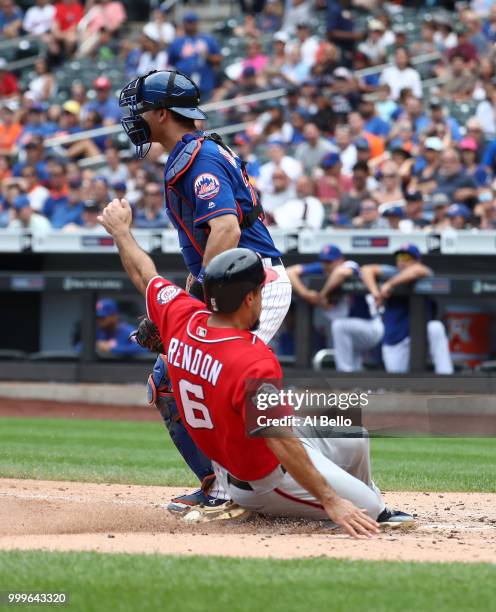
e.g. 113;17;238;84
213;427;385;521
382;321;454;374
332;318;384;372
256;260;292;344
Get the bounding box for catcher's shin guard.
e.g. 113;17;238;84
148;354;214;482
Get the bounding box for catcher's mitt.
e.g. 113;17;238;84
130;316;164;353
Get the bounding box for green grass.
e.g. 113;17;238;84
0;416;495;491
0;550;494;612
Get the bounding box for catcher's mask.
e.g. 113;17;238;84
119;70;207;159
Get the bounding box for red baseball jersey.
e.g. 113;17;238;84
146;276;283;480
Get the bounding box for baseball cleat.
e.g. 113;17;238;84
181;500;251;524
167;489;227;514
377;508;415;529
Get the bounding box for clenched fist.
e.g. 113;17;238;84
98;198;133;237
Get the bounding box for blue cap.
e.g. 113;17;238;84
242;65;256;78
112;181;126;191
183;11;198;22
96;298;118;317
355;137;370;150
319;244;343;262
321;152;341;169
13;195;30;210
382;206;404;218
447;203;471;219
394;243;421;260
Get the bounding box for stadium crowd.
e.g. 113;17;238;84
3;0;496;235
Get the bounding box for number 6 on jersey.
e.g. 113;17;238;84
178;379;214;429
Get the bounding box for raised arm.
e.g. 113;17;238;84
98;198;157;296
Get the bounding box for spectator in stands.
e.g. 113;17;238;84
0;0;22;38
63;199;100;231
42;162;69;221
8;194;51;234
28;58;57;103
459;136;488;186
358;19;388;65
94;298;145;357
359;99;390;139
143;5;176;47
434;147;478;204
261;167;296;215
50;177;84;229
315;152;352;215
48;0;84;63
326;0;364;68
441;51;477;101
463;10;488;55
482;4;496;43
136;30;169;76
411;136;444;195
333;124;357;175
474;189;496;229
82;77;121;125
309;90;335;136
402;190;429;230
448;23;478;64
12;135;48;181
22;0;55;36
338;161;371;221
167;12;222;100
258;141;302;194
0;59;18;98
133;182;169;229
77;0;126;57
280;46;310;86
475;79;496;136
272;174;324;231
20;164;49;212
329;68;360;120
382;205;405;230
375;84;397;123
241;37;270;78
425;192;451;232
232;133;260;180
379;47;422;100
411;18;437;57
433;13;457;51
89;175;110;210
294;122;336;174
100;145;128;185
352;198;389;229
290;22;319;69
447;202;472;229
427;97;462;142
372;161;404;207
0;181;20;226
281;0;312;35
0;105;21;154
348;112;385;159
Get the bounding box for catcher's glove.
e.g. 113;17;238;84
130;316;164;353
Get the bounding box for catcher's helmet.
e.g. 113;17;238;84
203;248;278;313
119;70;207;158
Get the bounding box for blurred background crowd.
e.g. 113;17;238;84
2;0;496;236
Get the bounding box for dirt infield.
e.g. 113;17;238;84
0;479;494;563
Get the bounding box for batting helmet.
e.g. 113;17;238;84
203;248;278;313
119;70;207;158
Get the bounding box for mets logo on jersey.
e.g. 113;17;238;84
194;173;220;200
